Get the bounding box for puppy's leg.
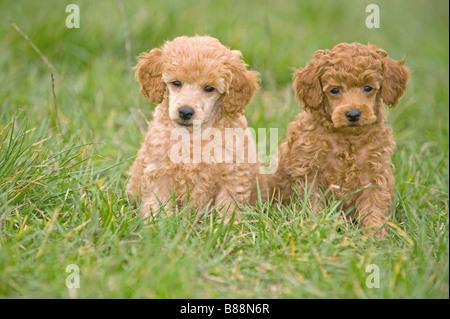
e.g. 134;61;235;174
266;142;293;204
126;146;147;206
353;186;392;238
215;165;253;223
215;186;238;224
140;176;173;218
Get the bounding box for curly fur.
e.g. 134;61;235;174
126;36;260;219
269;43;410;237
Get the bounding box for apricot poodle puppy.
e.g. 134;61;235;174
126;36;260;219
269;43;410;237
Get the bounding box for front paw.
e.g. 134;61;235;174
359;212;389;239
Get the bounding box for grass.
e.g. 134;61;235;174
0;0;448;298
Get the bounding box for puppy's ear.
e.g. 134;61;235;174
223;51;259;117
377;50;410;108
292;50;328;110
135;48;166;104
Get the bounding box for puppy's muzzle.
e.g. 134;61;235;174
331;104;377;128
178;106;194;121
345;110;361;122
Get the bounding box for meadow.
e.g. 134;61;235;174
0;0;448;298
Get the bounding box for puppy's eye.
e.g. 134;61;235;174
329;88;340;95
204;86;215;93
172;81;182;87
363;86;373;92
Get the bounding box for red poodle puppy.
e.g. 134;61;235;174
269;43;410;237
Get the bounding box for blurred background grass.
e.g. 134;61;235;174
0;0;448;298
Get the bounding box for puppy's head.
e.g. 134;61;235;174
293;43;410;130
135;36;259;129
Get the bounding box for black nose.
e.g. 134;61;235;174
345;110;361;122
178;106;194;120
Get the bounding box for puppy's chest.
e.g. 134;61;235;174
327;141;366;166
320;138;377;184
